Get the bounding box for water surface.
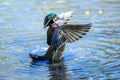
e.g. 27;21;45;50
0;0;120;80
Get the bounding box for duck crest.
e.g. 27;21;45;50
44;13;57;28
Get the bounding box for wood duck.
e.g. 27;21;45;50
29;11;92;62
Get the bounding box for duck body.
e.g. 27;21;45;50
30;25;65;62
45;26;66;62
29;11;92;62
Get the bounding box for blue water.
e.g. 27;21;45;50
0;0;120;80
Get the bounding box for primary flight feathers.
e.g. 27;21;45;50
52;23;92;51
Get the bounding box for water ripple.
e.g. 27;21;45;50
0;0;120;80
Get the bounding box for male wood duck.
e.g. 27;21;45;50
29;11;92;62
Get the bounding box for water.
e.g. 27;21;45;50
0;0;120;80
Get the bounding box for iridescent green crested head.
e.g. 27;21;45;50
44;13;57;28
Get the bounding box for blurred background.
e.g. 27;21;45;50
0;0;120;80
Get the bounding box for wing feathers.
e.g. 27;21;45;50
52;23;92;51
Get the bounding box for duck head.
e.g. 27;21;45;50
44;13;59;28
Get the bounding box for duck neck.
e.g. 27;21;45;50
50;23;59;30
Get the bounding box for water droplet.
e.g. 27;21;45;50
98;10;103;15
85;11;90;15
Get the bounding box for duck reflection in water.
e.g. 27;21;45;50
30;59;69;80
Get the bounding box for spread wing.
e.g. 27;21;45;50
52;23;92;51
58;11;74;21
54;11;74;26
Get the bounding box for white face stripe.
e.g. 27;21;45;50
44;18;52;28
46;16;58;27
